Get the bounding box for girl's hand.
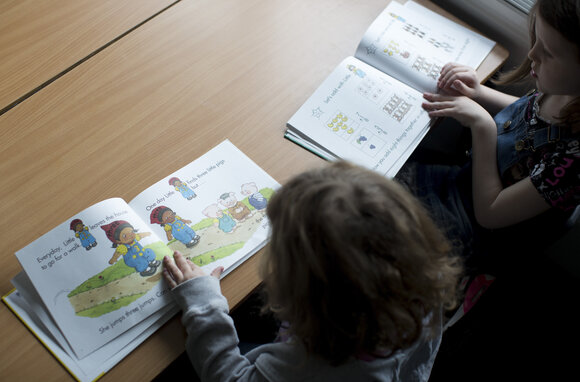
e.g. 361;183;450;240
437;63;482;100
163;251;224;289
422;92;494;129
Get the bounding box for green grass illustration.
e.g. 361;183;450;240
68;241;171;298
67;188;274;317
75;293;145;317
191;187;275;232
190;242;245;266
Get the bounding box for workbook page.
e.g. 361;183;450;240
355;1;495;93
286;56;432;177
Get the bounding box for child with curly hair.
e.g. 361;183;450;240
163;161;462;381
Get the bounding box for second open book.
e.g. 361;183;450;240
3;140;279;381
286;1;496;177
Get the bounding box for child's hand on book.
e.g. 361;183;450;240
421;92;494;131
437;63;482;101
163;251;224;289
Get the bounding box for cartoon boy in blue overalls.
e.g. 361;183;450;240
169;177;196;200
150;206;200;248
70;219;97;251
101;220;160;277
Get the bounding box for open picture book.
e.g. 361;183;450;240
286;0;496;177
2;140;280;382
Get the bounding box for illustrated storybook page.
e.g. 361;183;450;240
12;140;279;362
354;1;495;93
15;198;170;360
8;272;177;382
129;139;277;278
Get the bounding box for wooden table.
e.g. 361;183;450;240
0;0;178;114
0;0;508;380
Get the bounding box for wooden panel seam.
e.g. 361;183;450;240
0;0;182;117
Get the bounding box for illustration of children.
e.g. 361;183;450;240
169;177;196;200
240;182;268;211
69;219;97;251
347;64;366;78
202;203;236;233
218;192;252;222
101;220;160;277
150;206;200;248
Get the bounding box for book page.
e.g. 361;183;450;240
15;198;174;360
354;1;495;93
11;272;74;356
286;56;432;178
129;140;280;277
3;286;177;382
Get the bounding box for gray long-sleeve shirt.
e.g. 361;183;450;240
171;276;442;382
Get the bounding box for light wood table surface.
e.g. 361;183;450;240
0;0;178;114
0;0;508;380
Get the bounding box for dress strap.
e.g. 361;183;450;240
531;124;561;149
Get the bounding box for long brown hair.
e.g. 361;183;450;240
260;161;462;365
494;0;580;127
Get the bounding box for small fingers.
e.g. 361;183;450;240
164;251;195;283
176;251;204;280
438;63;460;82
423;108;450;118
163;255;182;287
163;251;219;288
210;266;225;280
421;93;457;117
421;102;452;114
437;62;477;92
173;251;190;270
438;67;469;89
439;62;460;77
423;92;454;103
449;79;471;96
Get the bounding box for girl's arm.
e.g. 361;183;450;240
471;86;520;116
438;63;519;115
466;111;550;228
422;93;550;229
163;252;269;381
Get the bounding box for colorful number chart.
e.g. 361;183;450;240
327;111;356;137
326;111;386;158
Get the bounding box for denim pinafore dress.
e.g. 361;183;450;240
495;93;562;184
410;93;566;270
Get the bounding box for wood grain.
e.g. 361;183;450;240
0;0;178;113
0;0;507;380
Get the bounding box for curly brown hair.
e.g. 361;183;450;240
260;161;462;365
